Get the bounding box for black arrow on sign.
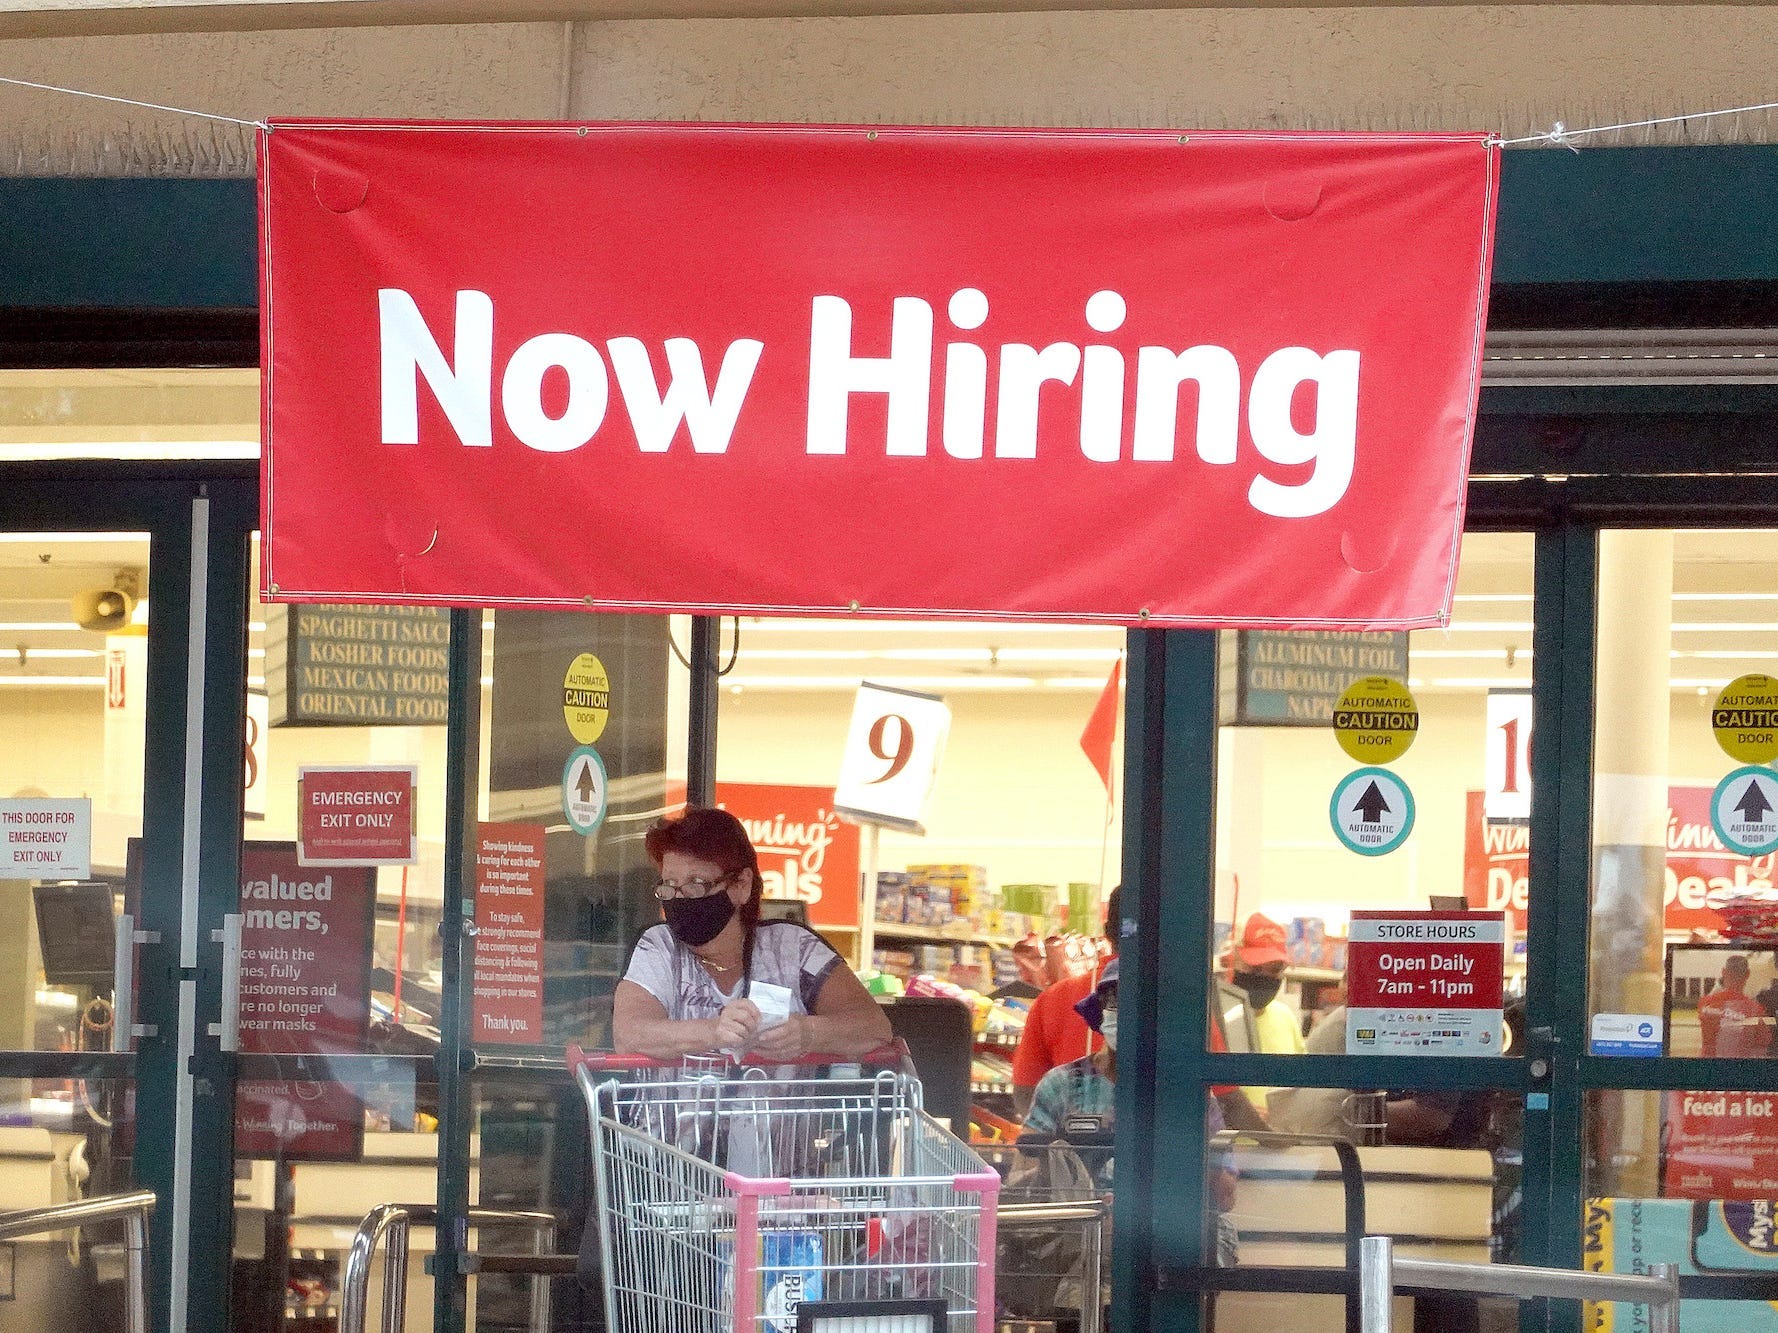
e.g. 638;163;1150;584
576;762;597;803
1736;778;1775;823
1352;780;1392;824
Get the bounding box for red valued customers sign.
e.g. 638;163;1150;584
260;122;1499;629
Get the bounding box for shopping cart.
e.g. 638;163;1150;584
984;1137;1110;1333
568;1045;1001;1333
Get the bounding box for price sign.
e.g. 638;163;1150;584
833;682;951;835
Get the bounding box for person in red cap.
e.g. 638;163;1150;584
1230;913;1305;1109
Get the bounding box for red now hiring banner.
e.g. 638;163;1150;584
259;122;1499;628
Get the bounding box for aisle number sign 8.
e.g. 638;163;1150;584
1332;675;1420;764
834;682;952;835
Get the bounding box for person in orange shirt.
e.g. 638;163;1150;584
1699;954;1770;1057
1012;887;1118;1116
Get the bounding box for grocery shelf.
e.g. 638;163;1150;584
871;923;1018;949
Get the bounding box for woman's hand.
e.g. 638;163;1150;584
747;1013;811;1060
712;999;761;1051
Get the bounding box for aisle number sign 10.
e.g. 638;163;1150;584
833;682;952;835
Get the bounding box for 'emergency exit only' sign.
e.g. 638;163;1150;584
0;798;92;879
1346;909;1505;1056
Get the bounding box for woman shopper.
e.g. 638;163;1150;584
611;805;891;1060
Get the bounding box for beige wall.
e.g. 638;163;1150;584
4;7;1778;176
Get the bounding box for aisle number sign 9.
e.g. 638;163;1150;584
1332;675;1420;764
1713;674;1778;763
833;682;952;836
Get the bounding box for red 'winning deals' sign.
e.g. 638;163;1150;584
260;122;1498;629
715;782;861;930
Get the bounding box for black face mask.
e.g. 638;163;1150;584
663;890;737;948
1234;970;1283;1010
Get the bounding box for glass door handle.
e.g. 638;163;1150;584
207;913;244;1053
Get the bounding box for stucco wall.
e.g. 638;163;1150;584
2;7;1778;175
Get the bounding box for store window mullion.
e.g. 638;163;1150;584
1519;523;1598;1300
432;607;484;1333
685;615;721;803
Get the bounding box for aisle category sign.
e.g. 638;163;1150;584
1346;910;1505;1055
260;123;1500;630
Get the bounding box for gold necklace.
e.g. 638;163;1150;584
698;953;737;975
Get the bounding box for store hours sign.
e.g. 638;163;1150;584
1347;910;1505;1055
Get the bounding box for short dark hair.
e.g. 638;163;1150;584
644;806;763;928
1105;884;1122;946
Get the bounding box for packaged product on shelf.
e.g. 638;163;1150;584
872;870;912;925
1289;917;1328;967
1066;882;1099;935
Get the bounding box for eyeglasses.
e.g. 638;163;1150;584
653;870;739;901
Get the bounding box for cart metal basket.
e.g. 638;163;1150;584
569;1046;1000;1333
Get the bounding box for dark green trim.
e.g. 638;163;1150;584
433;607;483;1333
1524;525;1598;1314
1113;629;1168;1333
1496;146;1778;284
0;1052;134;1078
13;146;1778;309
186;481;255;1333
0;179;256;308
1578;1057;1778;1090
686;616;720;804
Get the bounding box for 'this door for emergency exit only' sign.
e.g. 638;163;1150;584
1346;909;1506;1056
0;798;92;879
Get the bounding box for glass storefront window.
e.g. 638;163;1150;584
1206;532;1536;1070
1588;530;1778;1060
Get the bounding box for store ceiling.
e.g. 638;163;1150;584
1;371;1776;699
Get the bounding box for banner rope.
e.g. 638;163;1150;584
2;69;1778;150
0;75;266;130
1494;99;1778;149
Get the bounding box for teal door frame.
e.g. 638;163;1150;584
0;468;256;1333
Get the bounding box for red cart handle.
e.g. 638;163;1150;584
566;1039;910;1073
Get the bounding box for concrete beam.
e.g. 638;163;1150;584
0;0;1622;40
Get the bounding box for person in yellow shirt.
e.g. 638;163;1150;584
1229;913;1305;1112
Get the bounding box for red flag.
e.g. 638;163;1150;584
1079;659;1123;793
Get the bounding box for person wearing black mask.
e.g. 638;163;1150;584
612;806;891;1060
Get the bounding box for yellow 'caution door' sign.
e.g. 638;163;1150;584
1713;673;1778;763
563;653;611;745
1332;675;1420;764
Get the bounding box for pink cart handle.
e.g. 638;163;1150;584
566;1040;910;1072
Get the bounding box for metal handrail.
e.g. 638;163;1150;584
0;1188;155;1333
340;1203;559;1333
1359;1235;1679;1333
